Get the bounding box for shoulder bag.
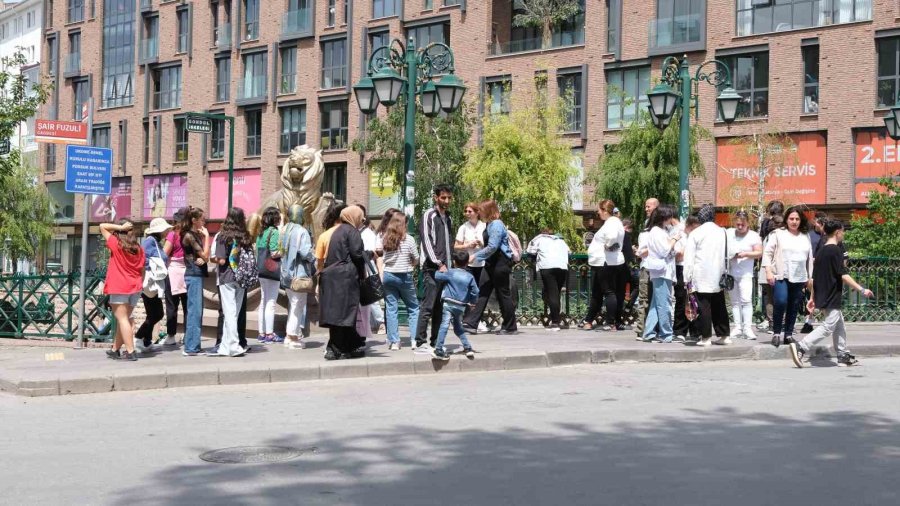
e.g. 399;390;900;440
359;259;385;305
719;229;735;291
142;239;168;297
257;229;281;280
285;231;316;293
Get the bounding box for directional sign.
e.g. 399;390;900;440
186;115;213;134
0;139;9;156
65;145;113;195
35;119;89;145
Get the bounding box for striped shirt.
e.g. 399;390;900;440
378;235;419;273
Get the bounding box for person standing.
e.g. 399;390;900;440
673;214;700;342
455;202;487;331
280;204;314;350
432;251;480;361
762;206;814;348
100;220;145;361
757;200;785;333
683;205;730;347
319;206;367;360
464;200;518;335
256;207;283;344
415;184;454;352
356;204;378;340
179;207;210;356
639;207;680;343
378;212;420;351
582;200;626;331
526;228;570;331
788;219;874;368
135;218;171;352
212;208;251;357
634;197;659;338
726;211;762;340
161;207;188;346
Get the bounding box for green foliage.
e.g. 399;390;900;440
352;98;476;224
844;178;900;258
585;109;710;224
461;95;579;247
512;0;582;44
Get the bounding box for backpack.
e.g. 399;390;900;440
231;241;259;290
507;230;523;263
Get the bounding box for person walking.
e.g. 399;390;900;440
763;205;814;348
134;218;171;352
634;198;660;338
788;219;874;368
726;211;762;340
463;200;518;335
684;204;731;347
160;207;188;346
280;204;314;350
319;206;367;360
100;220;145;361
432;251;480;361
526;228;570;331
179;207;210;356
639;206;680;343
256;207;283;344
415;184;454;352
377;212;420;351
582;200;626;331
211;207;251;357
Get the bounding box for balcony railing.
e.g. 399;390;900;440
64;53;80;75
488;28;584;56
237;76;267;103
648;14;703;53
215;23;232;49
736;0;872;37
282;8;313;38
141;36;159;61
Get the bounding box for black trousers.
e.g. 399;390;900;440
415;269;444;347
216;285;248;348
540;268;567;325
463;265;483;324
613;264;628;325
695;291;730;339
465;254;517;332
327;326;360;356
626;267;640;310
164;278;188;337
673;265;694;338
584;265;623;325
136;293;165;346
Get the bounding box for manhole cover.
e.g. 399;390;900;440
199;446;316;464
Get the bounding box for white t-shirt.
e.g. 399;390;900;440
727;229;761;279
780;231;812;283
360;227;377;253
456;220;486;268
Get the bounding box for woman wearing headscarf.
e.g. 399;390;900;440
318;205;367;360
280;204;314;349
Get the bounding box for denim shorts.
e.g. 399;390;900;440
109;292;141;306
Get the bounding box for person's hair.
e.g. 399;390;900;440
783;206;809;233
649;205;675;229
261;206;281;230
766;200;785;217
179;206;204;242
479;199;500;222
685;214;701;229
376;208;401;236
433;183;453;197
452;250;469;268
172;207;187;232
464;202;481;219
621;218;633;231
381;213;407;252
814;210;829;225
598;199;616;216
325;204;347;229
113;219;140;255
823;218;844;236
733;210;750;224
220;207;251;248
247;213;262;240
541;227;554;234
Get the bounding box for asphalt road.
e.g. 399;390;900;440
2;359;899;506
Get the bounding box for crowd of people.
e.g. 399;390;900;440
99;184;872;368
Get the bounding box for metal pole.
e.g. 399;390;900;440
678;57;691;221
227;116;235;211
74;97;94;349
403;37;417;235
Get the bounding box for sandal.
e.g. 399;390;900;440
579;322;593;330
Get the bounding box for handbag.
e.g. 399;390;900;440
359;260;384;305
280;228;316;293
142;239;168;297
257;229;281;280
719;229;735;291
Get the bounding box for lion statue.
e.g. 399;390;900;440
260;145;327;237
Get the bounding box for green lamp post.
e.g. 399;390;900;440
646;55;742;219
353;38;467;233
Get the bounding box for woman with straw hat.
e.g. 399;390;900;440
135;217;172;353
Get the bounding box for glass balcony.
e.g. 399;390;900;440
282;8;312;38
489;28;584;56
648;14;703;53
215;23;232;49
64;53;80;75
141;36;159;61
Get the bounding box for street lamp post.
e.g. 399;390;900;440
646;55;742;219
883;101;900;141
353;38;466;233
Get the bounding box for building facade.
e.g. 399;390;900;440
37;0;900;270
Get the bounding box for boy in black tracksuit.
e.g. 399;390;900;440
414;184;454;351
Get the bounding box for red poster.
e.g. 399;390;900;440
854;130;900;180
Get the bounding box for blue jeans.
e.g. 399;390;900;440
436;301;472;351
383;271;419;344
773;279;805;337
184;276;204;353
643;277;673;340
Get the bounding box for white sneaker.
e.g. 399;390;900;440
133;341;147;353
742;327;758;340
158;334;178;346
414;343;432;355
729;328;743;339
696;338;712;347
376;327;387;335
288;340;305;350
388;342;400;351
714;337;733;346
477;322;488;333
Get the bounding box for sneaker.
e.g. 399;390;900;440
158;335;178;346
463;324;479;335
757;321;770;331
800;323;814;334
376;326;387;336
673;335;686;344
205;344;220;355
695;338;712;347
288;339;306;350
615;324;628;331
388;342;400;351
323;349;339;361
105;349;120;359
182;349;201;357
120;351;138;361
742;328;758;341
714;337;733;346
431;348;451;361
638;334;655;342
477;322;488;333
729;328;743;339
547;324;561;332
230;347;249;357
414;343;433;355
268;334;285;343
464;347;475;359
789;342;806;368
837;353;859;367
349;347;366;359
256;334;269;344
771;333;783;348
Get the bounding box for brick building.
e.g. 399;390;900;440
37;0;900;270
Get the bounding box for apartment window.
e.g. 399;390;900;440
320;100;348;150
424;0;433;9
67;31;81;74
93;126;111;148
102;0;135;108
485;78;511;116
606;66;650;129
68;0;85;23
210;119;225;159
245;109;262;156
280;46;296;94
718;52;769;119
177;8;189;53
802;44;819;114
174;118;188;161
48;37;58;76
280;105;306;153
73;78;90;120
244;0;259;40
558;71;583;132
240;51;266;100
736;0;872;37
153;65;182;110
878;37;900;108
215;57;230;101
407;22;448;51
45;145;57;174
373;0;398;18
370;30;389;53
322;163;346;202
652;0;704;50
27;11;34;28
444;0;462;5
327;0;336;26
321;38;347;89
142;120;150;165
607;0;621;56
141;14;159;60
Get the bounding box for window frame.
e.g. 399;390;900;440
68;0;85;23
605;66;651;129
176;7;190;54
649;0;706;55
321;38;347;89
557;70;583;133
245;108;262;157
174;117;189;162
802;44;819;114
735;0;872;37
243;0;259;41
153;64;182;110
372;0;399;18
319;99;349;151
718;51;769;120
484;77;511;117
279;104;307;154
73;77;90;120
322;163;347;202
280;46;297;94
101;0;136;108
215;56;231;102
210;118;226;160
877;37;900;109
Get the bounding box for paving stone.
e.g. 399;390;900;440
503;352;549;370
458;355;503;372
755;345;789;361
413;355;461;374
114;373;167;392
218;368;270;385
17;386;60;397
166;370;219;389
654;349;707;363
320;361;368;380
705;346;755;361
366;359;415;378
590;350;612;363
547;350;592;366
59;376;113;395
611;349;656;362
270;366;321;383
852;345;898;357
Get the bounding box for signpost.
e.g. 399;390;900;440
65;145;113;194
185;111;236;209
34;119;89;145
185;115;213;134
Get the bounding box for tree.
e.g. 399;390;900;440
844;177;900;258
461;93;579;246
585;109;709;224
512;0;582;48
352;98;476;224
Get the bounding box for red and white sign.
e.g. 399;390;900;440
853;130;900;203
34;119;88;145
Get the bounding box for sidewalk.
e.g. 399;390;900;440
1;323;898;397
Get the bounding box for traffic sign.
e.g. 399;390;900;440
0;139;9;155
35;119;89;145
186;115;213;134
65;145;113;195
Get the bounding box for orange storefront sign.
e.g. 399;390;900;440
853;130;900;203
715;132;827;206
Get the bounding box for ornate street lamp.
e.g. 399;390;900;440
352;75;379;115
884;112;900;141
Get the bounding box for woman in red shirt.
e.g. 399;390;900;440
100;220;145;361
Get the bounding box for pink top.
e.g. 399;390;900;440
165;230;184;259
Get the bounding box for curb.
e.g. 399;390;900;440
3;343;900;397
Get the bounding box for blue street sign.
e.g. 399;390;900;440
64;145;113;195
